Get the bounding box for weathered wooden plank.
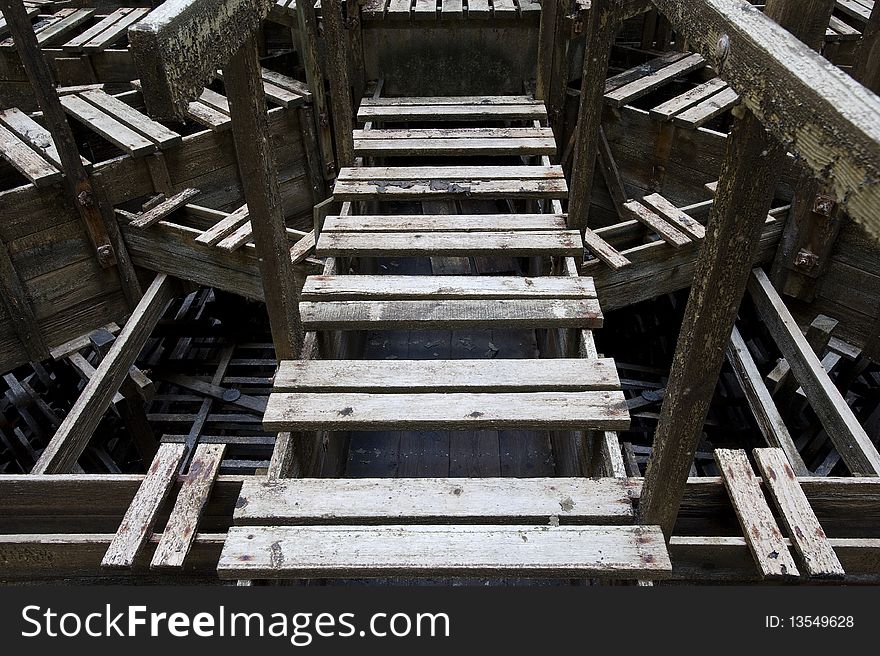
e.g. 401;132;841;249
715;448;800;579
34;8;94;47
748;268;880;475
0;107;89;168
151;444;225;570
300;298;603;330
354;127;553;139
604;53;706;108
622;200;691;247
59;94;156;156
673;86;740;129
216;221;253;251
234;477;633;524
604;51;691;93
185;100;232;131
321;213;568;232
32;275;177;474
339;165;565;180
315;231;583;256
0;121;61;186
266;390;628;432
80;90;182;148
130;188;201;229
128;0;272;118
101;443;186;569
357;103;547;122
753;448;845;578
274;358;619;392
260;68;310;99
301;275;596;299
333;178;569;200
726;326;809;475
583;227;631;269
641;193;706;239
193;204;249;245
354;137;557;156
218;524;669;578
62;8;132;51
649;77;728;121
81;7;150;52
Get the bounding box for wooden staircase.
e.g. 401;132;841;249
218;95;672;580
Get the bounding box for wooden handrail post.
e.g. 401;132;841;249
535;0;559;102
567;0;620;232
323;0;355;168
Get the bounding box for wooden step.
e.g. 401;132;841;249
217;524;671;578
357;96;548;123
264;390;627;431
299;275;602;330
321;213;569;233
273;358;619;392
333;165;567;200
234;477;634;525
353;127;557;156
315;230;583;257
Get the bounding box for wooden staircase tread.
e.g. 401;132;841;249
274;358;620;392
357;97;548;122
263;390;628;430
353;127;555;139
321;213;569;232
338;165;564;180
360;96;544;106
217;524;671;578
315;231;583;256
301;275;596;300
300;298;603;330
233;477;635;525
354;137;556;156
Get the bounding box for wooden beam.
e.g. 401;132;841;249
763;0;836;50
852;1;880;94
322;0;354;167
639;108;785;538
726;325;809;475
296;0;336;177
748;268;880;475
32;275;177;474
224;35;304;359
535;0;558;102
0;237;48;361
568;0;622;231
128;0;271;118
650;0;880;241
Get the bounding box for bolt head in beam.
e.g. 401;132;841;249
129;0;272;119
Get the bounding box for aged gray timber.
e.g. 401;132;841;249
650;0;880;240
748;269;880;475
754;448;845;579
234;477;634;525
322;0;354;166
32;275;177;474
129;0;272;118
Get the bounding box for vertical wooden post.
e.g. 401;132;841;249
639;109;785;536
225;35;303;360
567;0;619;232
322;0;355;168
296;0;336;178
535;0;559;102
0;0;141;307
546;0;572;139
853;2;880;94
639;0;835;537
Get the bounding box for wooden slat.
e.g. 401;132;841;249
63;8;131;51
354;126;553;139
493;0;518;16
130;188;201;229
79;90;182;148
101;443;186;568
198;89;231;115
0;107;89;168
649;77;728;121
354;136;556;156
360;95;543;106
321;213;567;232
185;101;231;131
333;178;568;200
0;121;61;186
753;448;845;579
640;193;706;239
234;477;634;525
265;390;628;431
274;358;620;392
338;165;564;179
622;200;691;247
467;0;491;18
59;94;156;156
218;524;669;578
386;0;412;17
837;0;872;21
673;86;740;129
357;102;547;122
748;269;880;475
583;227;631;269
413;0;437;19
81;7;150;52
301;275;596;299
315;230;583;256
216;221;253;251
35;8;94;47
604;52;691;93
715;448;800;579
260;68;311;99
604;53;706;108
194;204;249;245
151;444;225;570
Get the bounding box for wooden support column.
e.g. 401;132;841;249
639;110;785;537
323;0;354;168
32;275;177;474
535;0;559;103
567;0;620;232
0;0;141;307
852;2;880;94
225;36;304;360
0;238;48;362
296;0;336;178
546;0;570;136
